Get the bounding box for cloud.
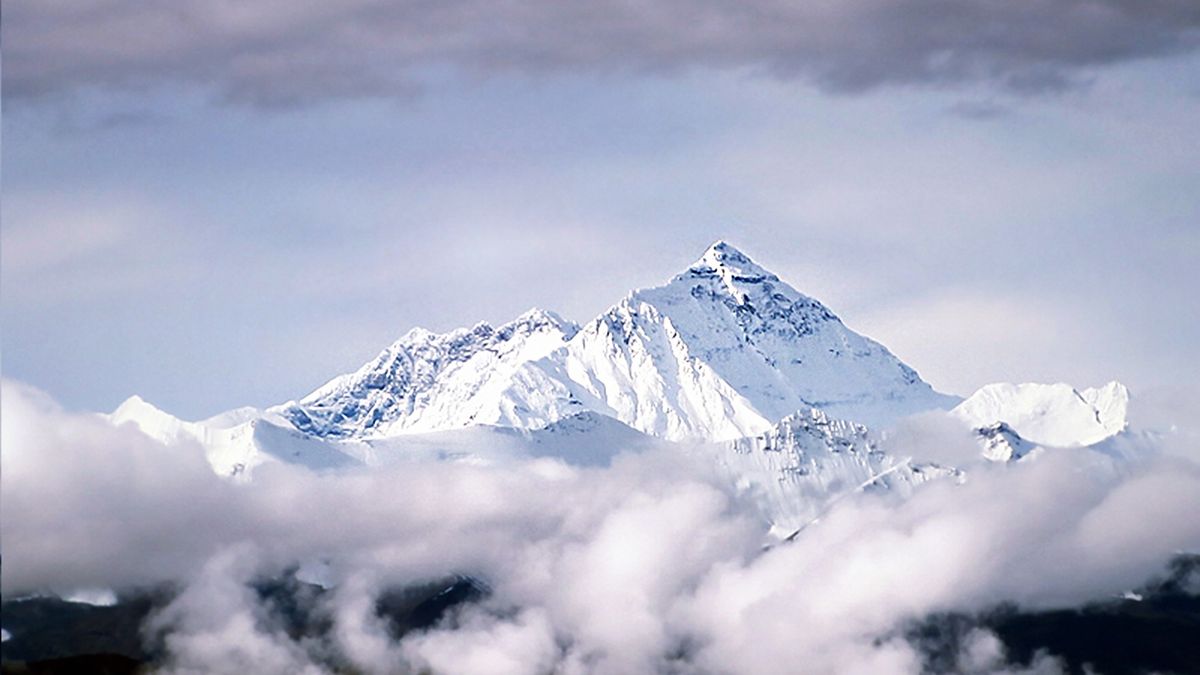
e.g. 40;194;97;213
146;547;328;675
5;1;1200;107
0;380;237;591
3;378;1199;673
398;608;560;675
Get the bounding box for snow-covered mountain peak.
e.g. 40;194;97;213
671;240;800;311
277;309;581;438
686;240;778;283
392;309;575;347
112;394;164;421
506;307;580;340
109;394;198;448
583;241;959;431
953;381;1129;447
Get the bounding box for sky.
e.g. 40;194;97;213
3;1;1199;419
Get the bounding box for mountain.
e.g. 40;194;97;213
101;241;1145;535
699;408;961;535
276;308;581;438
109;395;358;478
531;241;958;439
953;381;1129;447
278;241;957;443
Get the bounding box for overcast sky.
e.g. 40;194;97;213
3;1;1199;419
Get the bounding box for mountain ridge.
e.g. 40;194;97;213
953;381;1129;447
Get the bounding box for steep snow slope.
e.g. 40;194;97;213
276;309;580;438
698;408;960;535
954;381;1129;447
508;241;958;440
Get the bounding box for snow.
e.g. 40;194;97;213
109;395;358;479
973;422;1038;462
533;241;959;440
349;411;662;469
274;308;580;437
954;381;1129;447
278;241;958;444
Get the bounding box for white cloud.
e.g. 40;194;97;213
3;379;1198;673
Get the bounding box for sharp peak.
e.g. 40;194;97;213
112;393;172;418
505;307;581;338
688;240;776;279
512;307;570;325
116;393;154;410
704;239;746;256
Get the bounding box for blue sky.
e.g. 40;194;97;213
3;3;1199;418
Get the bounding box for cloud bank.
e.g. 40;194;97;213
3;378;1200;673
6;1;1200;106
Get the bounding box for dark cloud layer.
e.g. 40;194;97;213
6;0;1200;106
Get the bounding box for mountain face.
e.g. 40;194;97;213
278;241;957;443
